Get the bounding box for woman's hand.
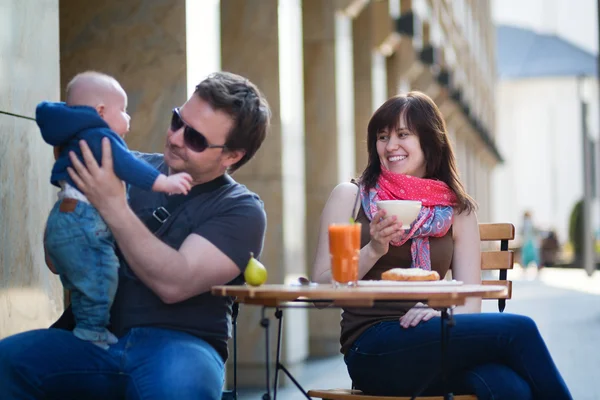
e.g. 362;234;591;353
67;138;128;218
369;209;403;256
399;302;441;328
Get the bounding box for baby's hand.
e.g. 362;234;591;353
152;173;193;195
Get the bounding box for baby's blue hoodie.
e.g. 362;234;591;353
36;102;160;192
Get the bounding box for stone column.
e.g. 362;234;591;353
60;0;188;153
387;35;422;96
371;0;392;52
387;51;402;97
302;0;345;358
353;2;374;173
370;0;392;109
0;0;64;337
221;0;308;386
406;21;436;96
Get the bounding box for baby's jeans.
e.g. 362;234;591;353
45;198;119;347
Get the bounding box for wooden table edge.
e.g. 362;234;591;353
211;285;508;306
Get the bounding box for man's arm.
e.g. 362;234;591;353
105;207;244;303
67;138;263;303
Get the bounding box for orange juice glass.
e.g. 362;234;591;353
328;223;361;286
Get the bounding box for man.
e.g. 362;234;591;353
0;72;270;400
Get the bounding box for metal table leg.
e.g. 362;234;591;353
410;306;455;400
440;308;455;400
261;307;311;400
273;309;282;399
272;308;311;399
261;307;271;400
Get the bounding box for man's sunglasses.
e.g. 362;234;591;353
170;108;227;152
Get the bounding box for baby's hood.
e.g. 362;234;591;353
36;101;109;145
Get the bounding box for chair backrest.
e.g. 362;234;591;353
479;223;515;312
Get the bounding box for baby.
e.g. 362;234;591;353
37;71;192;349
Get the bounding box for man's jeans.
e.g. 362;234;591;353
344;313;572;400
45;199;118;345
0;327;225;400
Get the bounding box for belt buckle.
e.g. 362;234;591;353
152;206;170;224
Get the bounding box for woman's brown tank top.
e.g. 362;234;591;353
339;205;455;354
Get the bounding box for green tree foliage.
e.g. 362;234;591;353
569;199;584;257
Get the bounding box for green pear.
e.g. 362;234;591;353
244;252;268;286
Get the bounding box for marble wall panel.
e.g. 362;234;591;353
0;0;60;117
0;114;64;337
0;0;63;338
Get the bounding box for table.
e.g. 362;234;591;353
212;283;508;400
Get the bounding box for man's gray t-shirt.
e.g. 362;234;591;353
110;153;266;361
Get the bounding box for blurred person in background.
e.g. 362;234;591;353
520;211;540;269
540;230;560;271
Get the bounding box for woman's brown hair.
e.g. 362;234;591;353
358;91;476;214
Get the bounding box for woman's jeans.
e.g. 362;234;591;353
344;313;572;400
0;327;225;400
44;199;119;346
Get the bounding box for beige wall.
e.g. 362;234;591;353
59;0;188;153
0;0;64;338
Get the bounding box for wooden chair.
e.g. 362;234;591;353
307;223;515;400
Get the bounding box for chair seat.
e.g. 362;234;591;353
307;388;478;400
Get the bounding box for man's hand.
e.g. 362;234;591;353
399;302;441;328
67;138;128;218
152;172;193;195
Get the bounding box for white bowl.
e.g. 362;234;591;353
376;200;422;229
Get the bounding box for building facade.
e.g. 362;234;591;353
493;25;599;272
1;0;499;387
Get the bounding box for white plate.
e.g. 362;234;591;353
357;280;463;287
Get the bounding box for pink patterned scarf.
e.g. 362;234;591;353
360;168;457;271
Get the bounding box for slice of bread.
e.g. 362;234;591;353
381;268;440;281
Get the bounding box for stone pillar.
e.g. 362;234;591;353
371;0;392;52
387;35;422;96
0;0;64;337
406;21;435;95
386;44;413;97
387;51;402;97
60;0;188;153
221;0;308;386
370;0;391;113
353;2;374;173
303;0;345;358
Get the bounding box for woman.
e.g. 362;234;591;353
312;92;572;399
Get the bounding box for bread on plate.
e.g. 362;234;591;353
381;268;440;281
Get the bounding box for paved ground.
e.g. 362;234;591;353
237;267;600;400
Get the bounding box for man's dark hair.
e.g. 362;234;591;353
195;72;271;172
